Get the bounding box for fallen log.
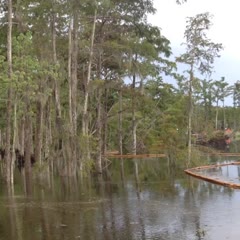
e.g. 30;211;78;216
103;153;166;159
207;153;240;156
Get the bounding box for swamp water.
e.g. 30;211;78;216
0;157;240;240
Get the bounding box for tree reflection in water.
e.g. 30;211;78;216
0;157;239;239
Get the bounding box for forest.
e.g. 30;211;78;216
0;0;240;187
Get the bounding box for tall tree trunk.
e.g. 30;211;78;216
118;89;124;179
215;101;219;129
187;64;194;166
96;89;102;173
34;99;43;164
139;77;144;95
68;18;73;130
66;11;78;176
118;89;123;156
81;8;97;166
19;118;25;156
223;98;226;129
66;17;75;175
132;67;138;183
132;73;137;155
51;6;64;171
102;89;108;156
52;5;62;147
44;98;52;163
71;12;78;135
5;0;13;185
96;47;103;174
24;102;32;196
11;102;17;184
68;11;79;175
82;8;97;136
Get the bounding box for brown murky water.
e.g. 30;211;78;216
0;158;240;240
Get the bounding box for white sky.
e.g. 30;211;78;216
148;0;240;105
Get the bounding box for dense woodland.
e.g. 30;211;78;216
0;0;240;186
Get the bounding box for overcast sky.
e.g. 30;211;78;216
148;0;240;105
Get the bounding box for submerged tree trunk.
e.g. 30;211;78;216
5;0;13;185
66;17;74;175
132;73;137;155
118;89;124;179
70;11;79;175
67;11;78;175
82;8;97;165
118;89;123;156
187;64;194;166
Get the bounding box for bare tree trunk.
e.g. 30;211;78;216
223;98;226;129
11;102;17;184
44;98;52;163
51;6;64;169
215;101;219;129
118;89;124;179
52;1;57;65
82;9;97;136
19;118;25;155
102;89;108;156
0;130;2;147
34;100;43;164
71;12;78;135
68;18;73;130
187;64;194;166
139;77;144;95
96;88;102;173
95;50;103;173
81;9;97;168
52;6;62;140
68;11;79;176
118;89;123;156
24;103;32;196
66;17;76;175
5;0;13;185
132;73;137;155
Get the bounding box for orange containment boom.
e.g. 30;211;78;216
185;162;240;189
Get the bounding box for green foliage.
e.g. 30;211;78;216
177;12;223;75
1;0;239;178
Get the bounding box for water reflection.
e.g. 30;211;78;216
0;157;240;239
